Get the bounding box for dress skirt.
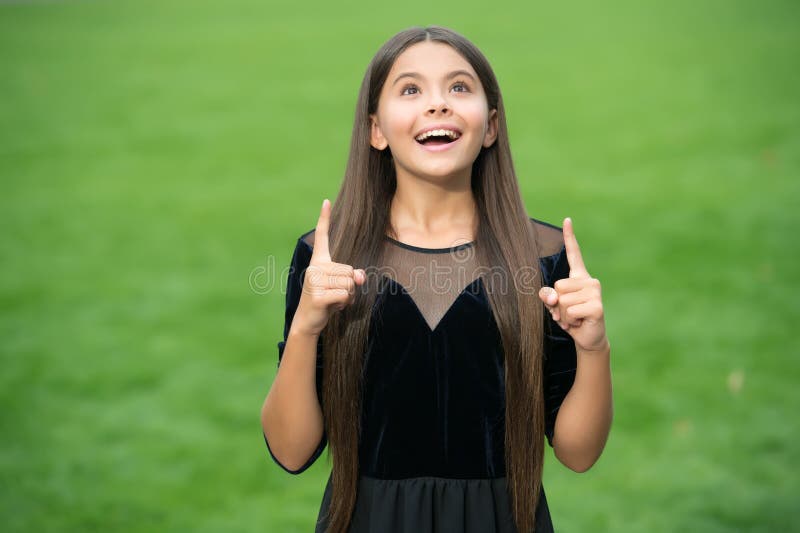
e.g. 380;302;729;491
315;474;554;533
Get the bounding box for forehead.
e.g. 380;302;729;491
388;41;475;76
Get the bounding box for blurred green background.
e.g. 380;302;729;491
1;0;798;531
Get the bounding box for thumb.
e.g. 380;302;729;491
354;269;367;285
538;286;558;307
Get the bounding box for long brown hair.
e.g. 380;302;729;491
321;25;545;533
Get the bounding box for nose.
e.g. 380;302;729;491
426;99;450;115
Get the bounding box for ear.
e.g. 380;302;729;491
482;108;498;148
369;114;388;150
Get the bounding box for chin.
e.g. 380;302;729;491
395;156;474;182
420;158;479;178
421;170;472;183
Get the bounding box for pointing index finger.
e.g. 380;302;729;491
313;199;332;262
563;217;589;278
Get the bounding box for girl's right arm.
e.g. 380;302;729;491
260;199;366;472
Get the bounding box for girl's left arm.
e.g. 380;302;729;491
538;217;613;473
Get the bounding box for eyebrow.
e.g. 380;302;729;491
392;69;476;87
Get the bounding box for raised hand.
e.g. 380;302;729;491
292;199;367;337
538;217;609;353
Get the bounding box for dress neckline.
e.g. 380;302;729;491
384;235;475;254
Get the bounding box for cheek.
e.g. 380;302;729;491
462;102;491;131
379;103;416;136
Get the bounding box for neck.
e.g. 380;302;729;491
389;168;477;241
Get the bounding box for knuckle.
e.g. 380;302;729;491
304;282;322;295
305;273;323;289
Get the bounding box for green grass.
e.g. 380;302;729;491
1;0;798;531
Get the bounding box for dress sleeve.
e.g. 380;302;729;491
540;244;578;448
263;235;328;474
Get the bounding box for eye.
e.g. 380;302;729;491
452;80;470;93
400;84;419;96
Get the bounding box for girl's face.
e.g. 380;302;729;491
369;41;498;184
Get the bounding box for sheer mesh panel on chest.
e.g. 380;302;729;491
378;240;480;331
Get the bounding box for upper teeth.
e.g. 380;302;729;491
415;129;461;142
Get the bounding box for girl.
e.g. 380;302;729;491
261;25;613;533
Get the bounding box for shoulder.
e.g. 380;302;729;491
528;217;565;258
528;216;562;233
286;228;316;272
527;217;569;286
299;228;316;250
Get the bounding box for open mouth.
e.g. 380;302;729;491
415;129;461;147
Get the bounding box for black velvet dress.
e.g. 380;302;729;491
264;218;578;532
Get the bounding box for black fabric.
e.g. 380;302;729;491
316;474;553;533
264;217;578;531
